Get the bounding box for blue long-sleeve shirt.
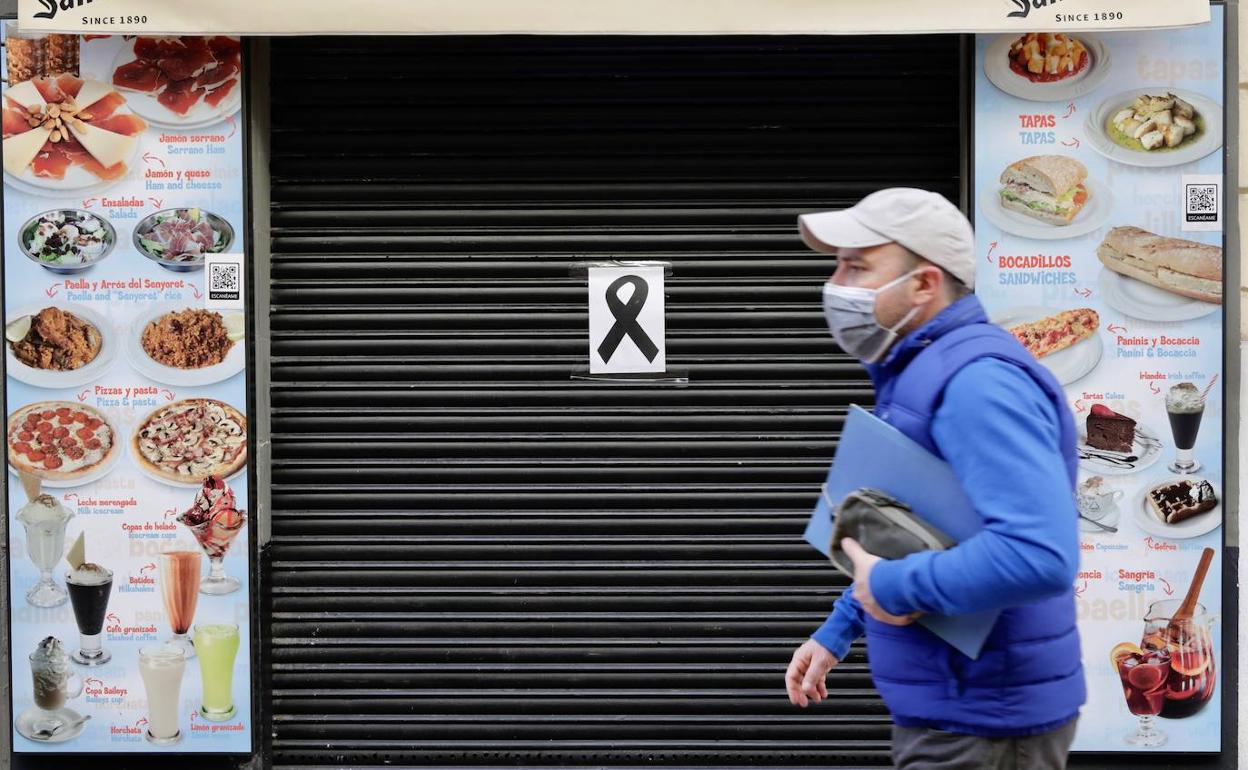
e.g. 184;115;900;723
811;357;1080;659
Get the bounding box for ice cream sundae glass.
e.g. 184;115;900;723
177;475;246;595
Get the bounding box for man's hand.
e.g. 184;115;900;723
785;638;838;708
841;538;921;626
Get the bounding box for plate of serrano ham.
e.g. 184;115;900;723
110;36;241;129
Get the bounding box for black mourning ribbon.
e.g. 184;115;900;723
597;274;659;363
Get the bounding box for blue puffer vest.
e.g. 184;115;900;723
861;295;1085;736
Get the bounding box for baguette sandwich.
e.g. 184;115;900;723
998;155;1089;226
1096;226;1222;304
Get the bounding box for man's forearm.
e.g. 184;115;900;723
870;527;1077;616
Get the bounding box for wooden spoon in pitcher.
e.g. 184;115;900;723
1165;547;1215;642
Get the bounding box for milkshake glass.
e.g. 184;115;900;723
178;476;246;595
158;550;201;657
194;623;240;720
20;637;82;740
139;644;186;745
65;562;113;666
17;495;73;607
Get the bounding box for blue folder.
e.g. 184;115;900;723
803;405;999;659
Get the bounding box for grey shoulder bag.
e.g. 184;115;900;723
827;486;956;579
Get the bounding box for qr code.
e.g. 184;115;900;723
207;260;243;304
209;262;239;292
1185;184;1218;220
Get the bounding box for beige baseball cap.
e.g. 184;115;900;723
798;188;976;289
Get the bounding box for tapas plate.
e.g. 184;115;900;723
1084;88;1223;168
983;33;1111;103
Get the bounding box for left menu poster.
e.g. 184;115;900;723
0;29;251;753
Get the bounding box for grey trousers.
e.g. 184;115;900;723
891;719;1078;770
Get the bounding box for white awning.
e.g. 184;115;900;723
16;0;1213;36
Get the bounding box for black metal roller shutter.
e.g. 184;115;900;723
267;35;960;769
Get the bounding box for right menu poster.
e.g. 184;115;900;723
974;11;1224;753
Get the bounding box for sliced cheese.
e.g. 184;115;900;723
4;80;47;112
71;80;114;113
66;122;136;169
2;126;52;177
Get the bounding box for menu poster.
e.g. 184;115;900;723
975;11;1224;753
0;30;251;753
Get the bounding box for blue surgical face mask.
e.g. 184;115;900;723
821;269;921;364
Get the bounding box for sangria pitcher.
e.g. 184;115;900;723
1144;599;1217;719
1112;598;1217;747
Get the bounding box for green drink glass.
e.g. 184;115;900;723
193;623;240;721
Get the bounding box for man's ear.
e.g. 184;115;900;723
914;265;943;304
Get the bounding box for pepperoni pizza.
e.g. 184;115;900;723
7;401;117;482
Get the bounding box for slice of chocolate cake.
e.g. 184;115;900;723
1086;404;1135;453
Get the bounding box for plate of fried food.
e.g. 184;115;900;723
4;304;117;389
984;32;1111;102
124;304;245;387
1085;88;1223;168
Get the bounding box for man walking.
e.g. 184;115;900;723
784;188;1085;769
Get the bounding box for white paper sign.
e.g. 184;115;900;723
1181;174;1222;232
588;266;665;374
204;252;246;310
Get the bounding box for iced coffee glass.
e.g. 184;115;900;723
65;563;113;666
1166;382;1204;474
